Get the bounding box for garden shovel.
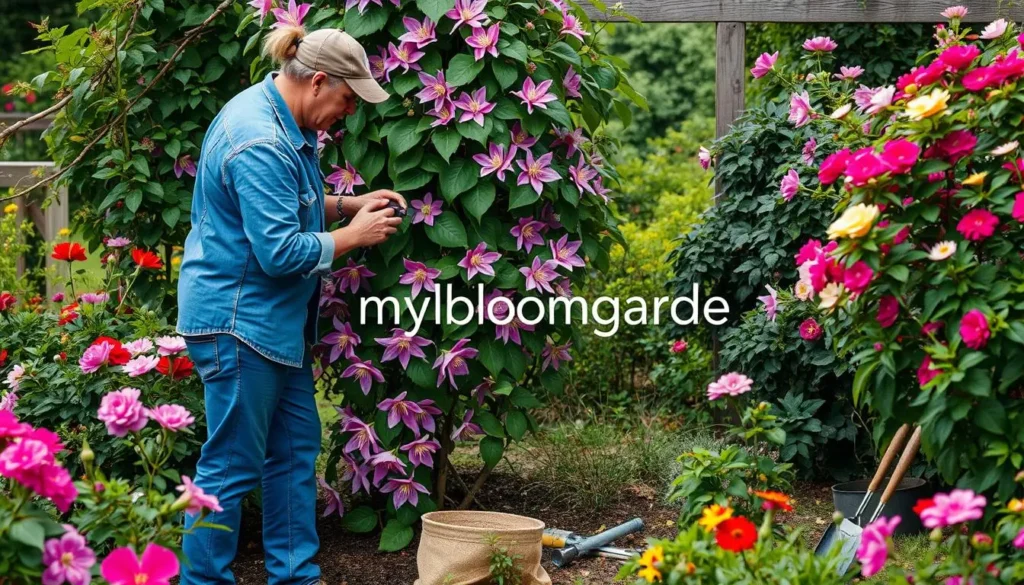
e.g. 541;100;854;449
814;424;921;575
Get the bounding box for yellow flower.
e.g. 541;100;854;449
58;228;71;237
962;172;988;187
827;204;880;240
905;88;949;121
637;545;664;583
1008;498;1024;513
698;504;734;532
171;256;182;266
3;203;17;215
818;283;845;311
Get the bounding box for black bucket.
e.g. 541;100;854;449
832;477;930;536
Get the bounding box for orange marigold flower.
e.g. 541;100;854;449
754;490;794;512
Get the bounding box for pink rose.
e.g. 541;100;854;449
938;45;980;70
1012;192;1024;222
880;139;921;175
876;295;899;328
145;404;195;432
845;147;888;186
97;388;148;437
842;261;874;295
818;149;852;185
956;208;998;241
799;318;823;341
959;309;991;350
917;355;941;388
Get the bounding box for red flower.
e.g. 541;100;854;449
58;303;80;326
876;295;900;328
132;249;163;270
715;517;758;552
956;208;999;241
92;337;131;366
157;356;194;380
799;318;823;341
917;356;940;388
24;92;36;105
913;497;935;516
51;242;87;263
0;292;16;311
0;349;7;367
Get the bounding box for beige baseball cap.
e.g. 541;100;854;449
294;29;390;104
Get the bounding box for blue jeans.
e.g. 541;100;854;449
181;334;321;585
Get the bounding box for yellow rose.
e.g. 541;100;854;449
905;88;949;121
827;203;880;239
1008;498;1024;513
962;172;987;187
3;203;17;215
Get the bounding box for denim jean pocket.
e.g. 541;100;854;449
185;335;221;381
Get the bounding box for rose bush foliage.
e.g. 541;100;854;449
719;10;1024;500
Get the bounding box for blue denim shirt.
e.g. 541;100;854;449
176;72;334;367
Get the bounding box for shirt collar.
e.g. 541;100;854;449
262;72;317;152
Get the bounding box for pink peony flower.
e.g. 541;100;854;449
707;372;753;401
155;335;186;356
836;65;865;80
175;475;223;515
97;388;148;437
788;91;812;127
123;338;154;356
100;544;179;585
843;261;874;295
876;295;899;328
857;516;900;577
410;192;443;226
106;236;132;248
671;340;688;353
865;86;895;115
780;169;800;201
79;342;114;374
957;209;998;241
819;149;852;185
146;404;195;432
123;355;160;377
511;77;557;114
42;525;96;585
919;489;986;528
959;309;990;349
80;292;109;304
941;5;968;19
799;318;823;341
750;52;778;78
881;139;921;175
802;36;837;52
962;66;1004;92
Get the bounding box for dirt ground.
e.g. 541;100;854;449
231;469;681;585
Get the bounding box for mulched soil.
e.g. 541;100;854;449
231;470;680;585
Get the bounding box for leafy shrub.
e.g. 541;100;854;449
770;12;1024;500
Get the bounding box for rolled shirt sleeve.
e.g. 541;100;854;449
228;141;333;279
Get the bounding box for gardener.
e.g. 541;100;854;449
175;24;403;585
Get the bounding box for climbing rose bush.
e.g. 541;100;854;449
706;8;1024;500
235;0;638;550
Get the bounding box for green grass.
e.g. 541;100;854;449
865;533;931;582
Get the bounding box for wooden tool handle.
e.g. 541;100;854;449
879;426;922;505
868;424;911;493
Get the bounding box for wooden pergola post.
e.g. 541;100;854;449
714;22;745;196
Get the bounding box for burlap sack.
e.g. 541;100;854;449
414;511;552;585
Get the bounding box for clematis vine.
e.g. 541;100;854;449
563;66;582;98
520;257;560;294
516;151;560;195
341;358;385;395
511;77;557;114
433;338;478;388
322;318;361;363
452;87;495;126
271;0;311;28
384;42;425;80
542;337;572;371
400;16;436;48
342;416;379;460
333;258;375;293
451;409;483;441
380;475;429;508
416;71;452;108
400;436;441;468
325;162;364;195
375;330;431;370
549;234;584;270
466;23;500;60
472;142;514;180
411;192;443;226
458;242;501;279
399;259;441;299
445;0;487;30
510;217;546;252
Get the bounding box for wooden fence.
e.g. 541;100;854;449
0;112;68;294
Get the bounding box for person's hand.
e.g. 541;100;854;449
345;190;407;215
343;198;403;248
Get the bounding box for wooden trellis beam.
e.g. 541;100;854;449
592;1;1024;23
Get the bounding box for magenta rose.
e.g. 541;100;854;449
818;148;852;185
876;295;900;328
959;309;991;350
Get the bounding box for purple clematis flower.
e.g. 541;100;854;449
592;175;612;202
758;284;779;321
399;259;441;299
458;242;501;280
559;14;588;42
511;77;557;114
342;416;379;460
552;277;573;298
472;378;494;405
552;127;587;158
510;217;546;252
400;436;441;468
325;162;364;195
432;338;478;388
542;336;573;371
539;203;561;231
248;0;273;24
516;151;560;195
563;66;582;99
381;475;430;509
369;46;388;81
549;234;585;270
466;23;500;61
341;358;385;395
319;279;347;316
568;156;598;195
495;312;534;346
174;155;197;179
345;0;383;14
446;0;487;31
428;99;456;127
271;0;311;28
384;42;425;80
368;451;408;487
341;454;371;495
416;71;452;108
452;87;494;126
333;258;375;294
520;257;560;294
321;318;362;363
415;399;443;433
472;142;514;181
375;330;431;371
410;192;443;226
400;16;437;48
451;410;483;441
509;122;537;155
317;476;344;518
